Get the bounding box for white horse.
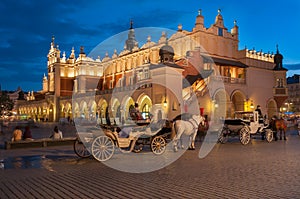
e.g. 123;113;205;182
172;114;205;151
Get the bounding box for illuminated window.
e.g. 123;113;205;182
277;78;283;88
142;104;150;119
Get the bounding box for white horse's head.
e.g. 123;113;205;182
192;114;205;126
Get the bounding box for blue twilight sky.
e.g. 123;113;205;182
0;0;299;92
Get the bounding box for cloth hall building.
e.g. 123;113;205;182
16;9;288;123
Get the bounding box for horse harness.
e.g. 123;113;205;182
187;117;200;131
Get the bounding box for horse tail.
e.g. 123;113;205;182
171;120;177;140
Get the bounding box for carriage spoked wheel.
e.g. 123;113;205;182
265;129;273;143
151;136;166;155
73;138;92;158
240;126;250;145
92;136;115;162
218;128;229;144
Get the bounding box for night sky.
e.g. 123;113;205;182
1;0;299;92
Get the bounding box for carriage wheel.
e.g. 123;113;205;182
151;136;166;155
73;138;91;158
240;126;250;145
265;129;273;143
218;128;229;144
92;136;115;162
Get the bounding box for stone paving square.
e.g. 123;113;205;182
0;126;300;198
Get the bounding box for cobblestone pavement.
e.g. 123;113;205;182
0;129;300;198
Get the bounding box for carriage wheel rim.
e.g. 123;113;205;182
74;139;91;158
219;128;229;144
151;136;166;155
240;127;250;145
92;136;114;162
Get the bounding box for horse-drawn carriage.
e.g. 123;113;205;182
73;112;206;160
218;111;273;145
74;119;172;161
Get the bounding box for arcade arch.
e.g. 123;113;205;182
137;94;152;119
267;99;277;118
231;90;246;114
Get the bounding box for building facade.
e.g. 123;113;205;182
16;9;288;122
286;74;300;115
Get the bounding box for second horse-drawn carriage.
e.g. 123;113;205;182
218;111;273;145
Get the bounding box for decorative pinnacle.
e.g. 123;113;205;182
130;19;133;29
218;9;221;15
198;9;202;16
80;46;84;54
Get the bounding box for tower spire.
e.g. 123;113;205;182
125;19;138;52
130;19;133;29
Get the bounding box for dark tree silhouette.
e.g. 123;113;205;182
0;91;14;117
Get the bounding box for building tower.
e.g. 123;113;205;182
125;20;138;52
46;36;61;122
47;36;61;93
273;45;288;115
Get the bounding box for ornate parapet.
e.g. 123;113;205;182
245;49;274;62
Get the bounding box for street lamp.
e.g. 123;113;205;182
285;102;293;112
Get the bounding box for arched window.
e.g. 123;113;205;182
142;104;150;119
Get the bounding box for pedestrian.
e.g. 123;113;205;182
50;126;63;139
11;126;22;142
23;126;34;141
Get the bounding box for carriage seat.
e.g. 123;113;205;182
119;127;133;138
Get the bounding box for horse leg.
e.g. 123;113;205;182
173;132;182;152
172;122;179;152
273;130;278;141
173;134;180;152
279;129;282;140
173;139;178;152
188;131;197;150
